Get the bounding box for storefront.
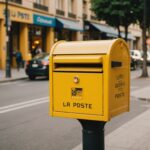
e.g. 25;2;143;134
0;3;56;69
30;14;55;56
55;18;83;41
83;21;136;49
83;21;118;40
0;3;32;69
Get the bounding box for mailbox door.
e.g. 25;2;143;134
53;72;103;116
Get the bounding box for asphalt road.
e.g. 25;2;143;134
0;69;150;150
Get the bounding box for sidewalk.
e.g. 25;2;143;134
73;107;150;150
73;68;150;150
0;68;28;83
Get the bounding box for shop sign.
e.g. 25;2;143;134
7;8;32;23
0;4;32;23
33;14;56;27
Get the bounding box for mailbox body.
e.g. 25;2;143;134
50;39;130;121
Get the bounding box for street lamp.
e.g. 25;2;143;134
5;0;11;78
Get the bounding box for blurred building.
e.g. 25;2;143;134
0;0;142;69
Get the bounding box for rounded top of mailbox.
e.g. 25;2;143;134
51;39;128;55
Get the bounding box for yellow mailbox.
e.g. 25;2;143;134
49;39;130;121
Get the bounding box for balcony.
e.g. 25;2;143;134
68;12;76;19
33;3;49;12
8;0;22;4
91;15;97;20
56;9;65;16
83;13;87;20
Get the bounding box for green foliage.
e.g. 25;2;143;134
91;0;135;28
131;0;150;28
91;0;150;77
91;0;150;29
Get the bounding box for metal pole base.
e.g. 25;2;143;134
78;120;106;150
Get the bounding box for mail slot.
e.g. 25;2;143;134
49;39;130;121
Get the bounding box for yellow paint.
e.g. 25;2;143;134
0;20;6;69
46;28;54;53
0;3;32;23
53;73;103;116
50;39;130;121
20;24;29;61
0;5;4;19
53;55;102;63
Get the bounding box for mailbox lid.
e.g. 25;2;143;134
52;40;116;55
53;72;104;116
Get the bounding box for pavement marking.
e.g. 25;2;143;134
18;83;33;86
0;81;20;86
18;82;40;87
0;97;48;114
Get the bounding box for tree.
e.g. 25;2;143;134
91;0;137;41
91;0;150;77
131;0;150;77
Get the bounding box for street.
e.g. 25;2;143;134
0;68;150;150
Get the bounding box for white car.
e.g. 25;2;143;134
141;50;150;65
147;51;150;64
130;50;143;69
130;50;143;61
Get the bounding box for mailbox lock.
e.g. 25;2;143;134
73;76;80;84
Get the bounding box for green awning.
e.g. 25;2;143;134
56;18;83;31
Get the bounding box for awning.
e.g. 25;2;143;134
121;33;136;40
56;18;83;31
90;23;118;38
88;22;135;40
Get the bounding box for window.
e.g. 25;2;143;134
56;0;65;16
34;0;48;11
83;0;88;19
35;0;46;5
35;0;42;4
83;0;87;13
56;0;64;10
68;0;74;13
8;0;22;4
91;11;97;20
68;0;76;18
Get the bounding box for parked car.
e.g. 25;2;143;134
130;50;143;70
147;51;150;65
25;53;49;80
141;50;150;65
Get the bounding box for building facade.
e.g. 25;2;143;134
0;0;142;69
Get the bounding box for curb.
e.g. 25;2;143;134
0;77;28;83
